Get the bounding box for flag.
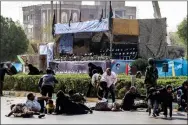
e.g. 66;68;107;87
52;10;56;38
109;1;113;30
79;10;81;22
99;9;103;22
69;12;72;27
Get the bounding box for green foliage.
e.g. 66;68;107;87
169;32;184;46
0;16;29;61
3;74;186;99
177;17;187;45
131;58;148;74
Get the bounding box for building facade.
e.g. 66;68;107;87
22;1;136;42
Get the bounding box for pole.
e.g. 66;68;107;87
51;1;53;19
59;1;61;23
110;32;113;59
0;1;1;63
105;1;106;18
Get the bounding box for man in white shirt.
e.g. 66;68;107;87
26;93;49;113
100;68;117;103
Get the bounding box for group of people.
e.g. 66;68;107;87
3;59;188;120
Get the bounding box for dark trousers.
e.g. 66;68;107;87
104;84;116;103
98;81;108;100
163;103;172;117
0;81;3;95
37;99;45;113
41;85;54;98
86;82;93;97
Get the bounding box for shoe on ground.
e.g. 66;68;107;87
38;114;45;119
89;110;93;114
152;113;157;117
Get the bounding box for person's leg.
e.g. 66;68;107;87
47;86;53;98
0;81;3;96
153;100;159;117
109;84;116;103
169;103;173;118
37;99;45;113
86;82;93;97
163;103;168;118
41;86;48;97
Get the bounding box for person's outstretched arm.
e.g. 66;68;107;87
5;111;14;117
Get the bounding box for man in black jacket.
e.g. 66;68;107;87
121;86;145;111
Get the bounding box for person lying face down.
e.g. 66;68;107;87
54;90;93;115
5;103;45;118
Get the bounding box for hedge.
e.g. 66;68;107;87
3;74;187;99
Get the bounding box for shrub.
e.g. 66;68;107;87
3;74;186;99
130;58;148;74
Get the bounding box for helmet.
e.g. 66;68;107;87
148;58;155;65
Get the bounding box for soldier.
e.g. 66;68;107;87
144;58;158;112
145;58;158;94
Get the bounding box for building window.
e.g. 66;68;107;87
61;12;67;23
27;15;30;21
30;14;33;20
89;14;94;19
115;10;123;18
73;12;77;22
129;15;133;19
24;15;27;21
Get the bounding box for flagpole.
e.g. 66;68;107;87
59;1;61;23
109;1;113;59
51;1;53;19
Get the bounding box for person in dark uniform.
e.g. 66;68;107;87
27;64;40;75
0;63;11;96
6;63;17;75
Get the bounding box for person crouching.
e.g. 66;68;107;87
45;99;55;114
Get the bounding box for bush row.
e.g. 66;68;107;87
3;74;186;98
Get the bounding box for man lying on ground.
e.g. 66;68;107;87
5;103;45;118
26;93;50;113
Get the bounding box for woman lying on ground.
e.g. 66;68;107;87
54;90;93;115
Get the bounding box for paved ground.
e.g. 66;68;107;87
1;97;187;124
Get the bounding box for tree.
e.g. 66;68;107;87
0;16;29;62
130;58;148;74
169;32;184;46
177;17;187;45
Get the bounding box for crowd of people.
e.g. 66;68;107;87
1;58;188;120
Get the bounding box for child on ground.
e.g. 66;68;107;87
5;103;45;118
45;99;55;114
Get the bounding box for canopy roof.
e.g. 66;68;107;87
55;18;109;35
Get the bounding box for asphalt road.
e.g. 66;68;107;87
1;97;187;124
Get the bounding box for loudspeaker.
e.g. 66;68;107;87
162;63;168;72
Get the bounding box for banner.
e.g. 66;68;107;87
39;44;48;55
49;61;110;74
111;60;133;74
113;18;139;36
55;18;109;35
59;34;73;54
47;42;54;67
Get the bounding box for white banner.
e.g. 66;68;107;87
55;18;109;35
47;42;54;67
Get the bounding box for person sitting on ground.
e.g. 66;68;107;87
5;103;45;118
68;89;86;104
174;80;188;112
27;64;40;75
26;93;49;113
54;90;93;115
136;71;142;79
121;86;145;111
38;68;58;98
45;99;55;114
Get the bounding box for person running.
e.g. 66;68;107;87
100;68;117;103
38;68;58;98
